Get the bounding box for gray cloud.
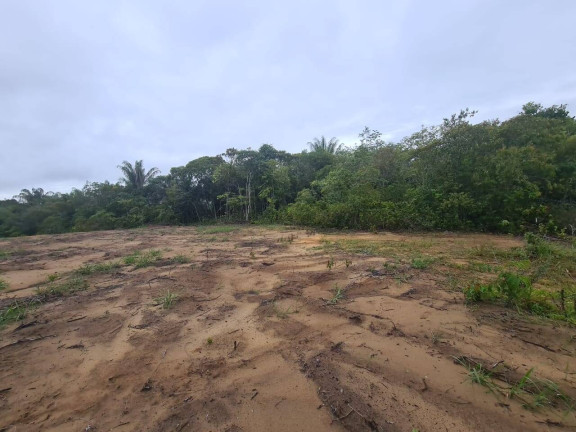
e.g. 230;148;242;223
1;0;575;198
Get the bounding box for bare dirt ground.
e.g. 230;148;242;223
0;226;575;432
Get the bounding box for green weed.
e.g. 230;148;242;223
76;260;122;275
46;273;59;282
328;285;344;304
123;250;162;268
172;254;190;264
155;290;178;309
0;277;8;291
411;256;434;269
36;276;88;299
327;256;335;270
0;301;29;326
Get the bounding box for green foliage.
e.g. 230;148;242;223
328;285;344;304
123;250;162;268
155;290;178;309
0;301;28;326
76;261;122;275
410;256;434;269
0;277;8;290
456;356;574;412
172;254;190;264
1;102;575;236
36;276;88;299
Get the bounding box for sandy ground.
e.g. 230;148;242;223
0;226;575;432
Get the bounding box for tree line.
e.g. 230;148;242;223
1;102;575;237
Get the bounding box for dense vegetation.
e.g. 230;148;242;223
1;102;575;237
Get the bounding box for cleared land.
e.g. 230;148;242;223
0;226;575;432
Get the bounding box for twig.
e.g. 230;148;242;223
66;316;86;323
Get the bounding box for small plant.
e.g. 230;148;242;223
327;256;335;270
328;285;344;304
466;364;496;392
36;276;88;299
0;277;8;291
249;250;256;259
76;261;122;275
47;273;59;282
172;254;190;264
411;256;434;270
123;250;162;268
345;259;352;268
430;331;444;345
0;301;28;326
155;290;178;309
207;337;213;345
508;368;534;400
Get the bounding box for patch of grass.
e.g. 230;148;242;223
207;337;213;345
197;225;238;234
36;276;88;299
467;364;495;389
465;269;575;323
456;357;575;412
410;256;435;269
76;260;123;275
46;273;59;282
0;250;11;261
0;301;29;326
172;254;190;264
123;250;162;268
328;285;344;304
154;290;178;309
0;277;8;291
467;262;496;273
508;368;534;400
467;244;527;261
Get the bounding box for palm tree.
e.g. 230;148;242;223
307;136;341;154
118;160;160;190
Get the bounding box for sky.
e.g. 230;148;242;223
1;0;575;199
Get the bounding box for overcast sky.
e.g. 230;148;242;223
1;0;575;199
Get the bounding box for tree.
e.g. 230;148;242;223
118;160;160;190
307;136;342;154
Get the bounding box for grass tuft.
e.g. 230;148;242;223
155;290;178;309
0;301;29;327
76;260;122;275
123;250;162;268
328;285;345;304
36;276;88;299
